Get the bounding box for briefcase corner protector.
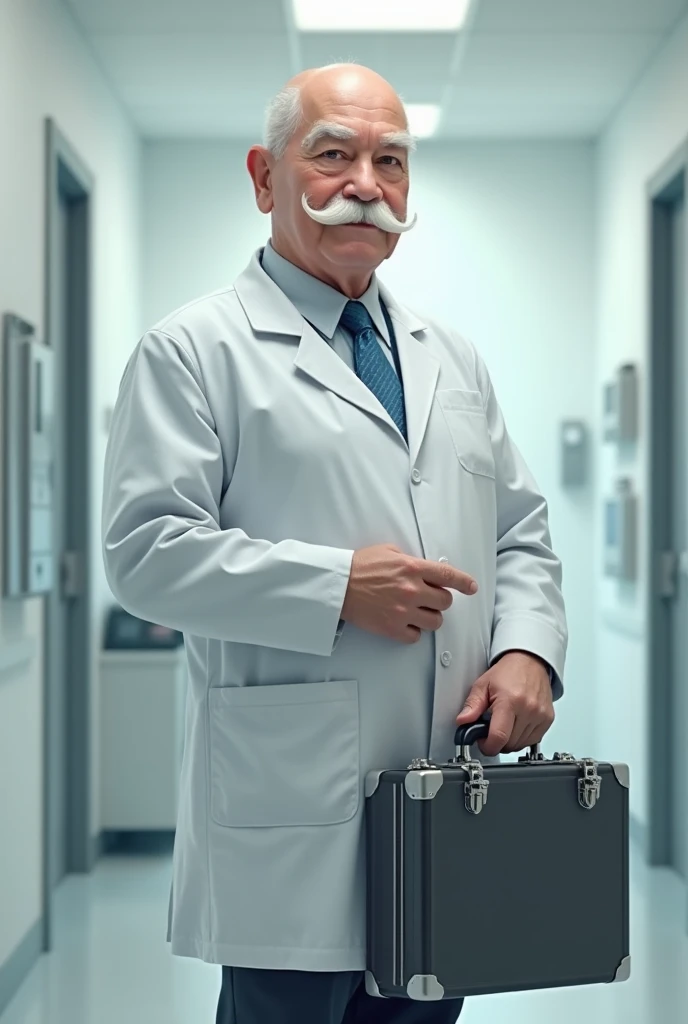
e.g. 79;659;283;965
406;975;445;1001
364;766;447;801
365;970;447;1001
612;955;631;983
404;768;444;801
364;970;387;999
364;770;386;798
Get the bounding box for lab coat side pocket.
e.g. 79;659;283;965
208;680;360;828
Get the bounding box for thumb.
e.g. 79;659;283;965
456;678;490;723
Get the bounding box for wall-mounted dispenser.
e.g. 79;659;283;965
560;419;587;487
616;363;639;443
604;477;637;581
603;363;639;444
2;313;56;598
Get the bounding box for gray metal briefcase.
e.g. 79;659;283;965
364;716;630;1001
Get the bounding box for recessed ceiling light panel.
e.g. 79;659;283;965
405;104;441;139
292;0;472;32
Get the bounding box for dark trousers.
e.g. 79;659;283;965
216;967;464;1024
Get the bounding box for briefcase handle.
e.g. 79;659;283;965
454;714;541;762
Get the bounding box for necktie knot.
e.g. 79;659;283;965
339;300;375;337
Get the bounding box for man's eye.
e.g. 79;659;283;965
380;155;402;167
321;150;344;160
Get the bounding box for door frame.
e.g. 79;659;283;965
42;118;94;951
646;141;688;871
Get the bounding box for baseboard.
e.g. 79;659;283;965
93;830;119;860
99;829;175;856
0;918;42;1017
629;812;648;860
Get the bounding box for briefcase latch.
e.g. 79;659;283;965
462;761;489;815
578;758;602;810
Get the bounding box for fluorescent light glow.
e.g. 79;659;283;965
292;0;472;32
405;104;441;139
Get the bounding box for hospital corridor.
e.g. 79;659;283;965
1;2;688;1022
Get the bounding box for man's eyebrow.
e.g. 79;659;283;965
379;130;417;153
301;122;358;151
300;122;417;154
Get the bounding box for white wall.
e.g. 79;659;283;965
594;7;688;829
0;0;141;968
143;138;597;756
142;142;265;326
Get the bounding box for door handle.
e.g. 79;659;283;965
658;551;679;598
61;550;84;599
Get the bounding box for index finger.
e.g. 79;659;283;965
420;559;478;596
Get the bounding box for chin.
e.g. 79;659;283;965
323;236;386;266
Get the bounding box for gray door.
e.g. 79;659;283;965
43;120;94;951
46;192;70;888
670;194;688;881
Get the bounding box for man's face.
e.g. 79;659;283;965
267;83;411;283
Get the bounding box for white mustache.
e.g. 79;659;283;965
301;193;417;234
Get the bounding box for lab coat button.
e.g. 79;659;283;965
441;651;452;667
438;556;448;563
411;468;422;484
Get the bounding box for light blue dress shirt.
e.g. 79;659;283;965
260;241;398;375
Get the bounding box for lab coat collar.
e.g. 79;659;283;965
235;249;428;340
377;279;428;337
234;250;306;337
260;241;391;346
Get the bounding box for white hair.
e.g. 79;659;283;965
263;86;303;160
263;62;414;159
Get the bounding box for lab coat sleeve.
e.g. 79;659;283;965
474;351;568;699
101;330;354;657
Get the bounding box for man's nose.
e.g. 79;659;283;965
342;162;383;204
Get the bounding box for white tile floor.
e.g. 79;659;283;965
1;844;687;1024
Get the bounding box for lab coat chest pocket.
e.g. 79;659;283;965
208;680;360;828
436;389;496;479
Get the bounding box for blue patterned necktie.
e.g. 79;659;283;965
339;301;408;441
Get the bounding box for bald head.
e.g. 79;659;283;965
263;63;415;160
290;64;407;124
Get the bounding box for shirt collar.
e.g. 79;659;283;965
260;241;390;346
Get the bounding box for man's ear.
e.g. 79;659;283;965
247;146;275;214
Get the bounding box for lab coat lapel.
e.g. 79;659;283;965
379;283;441;467
293;320;405;441
235;251;408;443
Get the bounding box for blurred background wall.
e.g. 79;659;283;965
594;9;688;838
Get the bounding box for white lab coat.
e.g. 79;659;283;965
101;249;567;971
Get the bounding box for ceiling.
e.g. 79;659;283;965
62;0;688;140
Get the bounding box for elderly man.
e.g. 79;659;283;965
102;63;567;1024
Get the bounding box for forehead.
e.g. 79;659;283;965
301;81;407;138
